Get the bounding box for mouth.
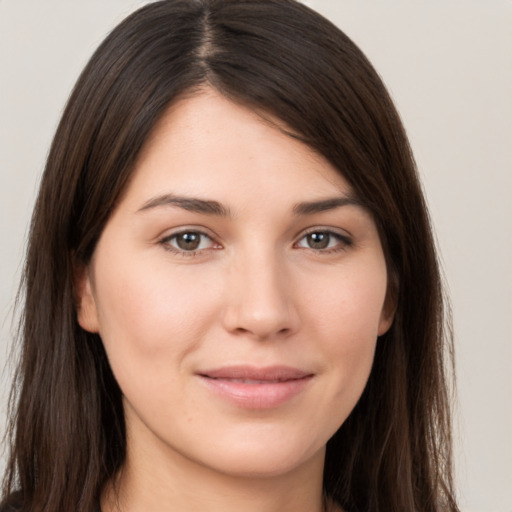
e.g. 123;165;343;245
197;365;314;409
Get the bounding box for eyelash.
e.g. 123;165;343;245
294;228;353;254
159;229;219;257
158;228;353;257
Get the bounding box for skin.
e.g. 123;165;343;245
77;88;394;512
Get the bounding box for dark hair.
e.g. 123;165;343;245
2;1;458;511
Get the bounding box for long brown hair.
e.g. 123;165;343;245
2;1;458;511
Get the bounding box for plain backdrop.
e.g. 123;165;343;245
1;1;511;511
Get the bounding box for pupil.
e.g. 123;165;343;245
308;232;329;249
177;233;200;250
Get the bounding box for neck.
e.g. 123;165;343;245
101;431;329;512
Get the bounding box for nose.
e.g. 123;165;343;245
221;251;300;341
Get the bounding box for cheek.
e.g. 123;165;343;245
91;257;227;427
92;250;222;368
306;258;388;345
301;259;387;413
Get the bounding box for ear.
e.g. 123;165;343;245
74;263;100;333
378;271;398;336
378;306;395;336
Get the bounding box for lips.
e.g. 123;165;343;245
197;365;314;409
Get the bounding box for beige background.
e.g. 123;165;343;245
1;1;511;511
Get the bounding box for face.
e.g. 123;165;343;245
77;89;393;480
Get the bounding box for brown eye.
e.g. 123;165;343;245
176;232;201;250
306;232;330;250
163;231;215;253
296;230;352;252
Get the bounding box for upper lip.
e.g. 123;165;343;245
198;365;313;381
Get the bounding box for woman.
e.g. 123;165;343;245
1;1;459;511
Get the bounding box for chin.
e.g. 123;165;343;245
176;423;329;480
208;447;325;480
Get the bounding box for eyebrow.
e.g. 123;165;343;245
292;196;367;215
137;193;366;217
137;194;231;217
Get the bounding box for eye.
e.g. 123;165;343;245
295;230;351;252
161;230;217;253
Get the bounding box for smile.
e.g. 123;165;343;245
197;365;314;409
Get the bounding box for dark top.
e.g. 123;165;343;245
0;493;101;512
0;492;23;512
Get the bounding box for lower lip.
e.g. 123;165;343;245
198;375;313;409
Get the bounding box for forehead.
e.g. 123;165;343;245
123;88;356;212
